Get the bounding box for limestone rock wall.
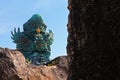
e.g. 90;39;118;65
67;0;120;80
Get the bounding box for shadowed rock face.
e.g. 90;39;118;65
67;0;120;80
0;48;68;80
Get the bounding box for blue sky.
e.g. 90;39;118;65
0;0;68;59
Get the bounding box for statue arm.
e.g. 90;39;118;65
11;28;29;46
47;30;54;45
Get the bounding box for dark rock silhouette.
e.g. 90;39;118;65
67;0;120;80
0;48;68;80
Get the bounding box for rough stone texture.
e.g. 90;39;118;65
0;48;68;80
67;0;120;80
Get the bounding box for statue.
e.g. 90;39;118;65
11;14;54;65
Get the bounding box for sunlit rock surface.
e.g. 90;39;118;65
0;48;68;80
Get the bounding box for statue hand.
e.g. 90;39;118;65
49;30;52;33
11;27;21;43
48;30;53;39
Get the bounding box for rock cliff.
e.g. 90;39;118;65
0;48;68;80
67;0;120;80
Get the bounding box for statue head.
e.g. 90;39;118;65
23;14;47;35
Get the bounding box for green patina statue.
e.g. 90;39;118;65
11;14;54;65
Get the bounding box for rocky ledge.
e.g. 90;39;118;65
0;48;68;80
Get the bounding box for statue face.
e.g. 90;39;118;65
26;26;43;34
